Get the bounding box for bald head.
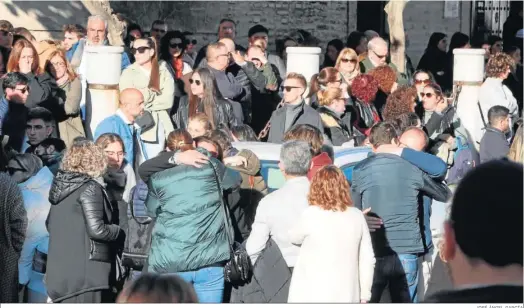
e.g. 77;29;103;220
120;88;144;121
207;42;229;70
400;127;428;151
218;38;235;53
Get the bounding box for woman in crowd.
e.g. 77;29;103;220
411;69;435;118
488;35;504;55
174;67;237;130
283;124;332;180
350;74;381;136
45;49;84;148
508;121;523;163
335;48;360;89
0;45;9;76
287;166;375;303
95;133;136;231
231;124;258;142
308;67;344;108
160;31;194;110
367;65;398;116
124;23;143;63
381;85;418;121
8;154;53;303
417;32;448;87
138;129;240;303
117;273;198;303
317;87;362;146
346;31;368;56
503;46;523;112
120;37;175;159
322;39;344;69
46;140;124;303
186;113;213;139
276;30;317;62
443;32;470;92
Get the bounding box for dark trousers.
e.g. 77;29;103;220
370;254;419;303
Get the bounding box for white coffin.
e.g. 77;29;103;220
85;45;124;85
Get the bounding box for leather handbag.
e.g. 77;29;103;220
209;161;252;285
135;110;155;133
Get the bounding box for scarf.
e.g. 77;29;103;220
103;165;127;203
172;57;184;79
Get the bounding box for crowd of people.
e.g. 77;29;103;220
0;6;523;304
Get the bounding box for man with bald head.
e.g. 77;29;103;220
360;36;408;85
400;127;429;151
95;88;147;178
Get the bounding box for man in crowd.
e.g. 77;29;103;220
352;121;451;303
247;24;286;78
0;20;14;50
267;73;323;143
480;105;511;163
361;37;407;85
246;140;312;270
62;24;86;63
1;72;30;153
194;18;245;68
34;137;66;175
425;159;523;303
95;88;147;180
150;20;168;42
24;107;54;154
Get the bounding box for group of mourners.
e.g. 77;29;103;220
0;6;523;304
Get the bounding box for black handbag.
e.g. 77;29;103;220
135;110;155;133
209;161;252;285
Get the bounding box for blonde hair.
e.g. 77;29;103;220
486;52;515;78
61;140;107;178
335;48;359;72
188;113;214;131
508;124;523;163
318;87;344;107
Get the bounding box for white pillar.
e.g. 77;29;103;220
453;48;485;151
84;45;124;138
286;47;322;100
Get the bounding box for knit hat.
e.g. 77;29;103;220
248;24;268;38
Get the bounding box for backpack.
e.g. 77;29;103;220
446;136;479;185
121;180;154;272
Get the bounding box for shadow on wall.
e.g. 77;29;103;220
0;1;91;40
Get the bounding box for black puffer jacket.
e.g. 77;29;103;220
46;170;123;302
172;95;239;129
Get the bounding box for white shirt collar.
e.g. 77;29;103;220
116;109;133;125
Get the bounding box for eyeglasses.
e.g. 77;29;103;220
414;79;430;85
341;58;357;64
51;61;66;68
251;57;260;62
15;86;28;94
420;92;434;98
131;46;150;54
371;49;387;59
169;42;184;49
281;85;302;92
189;79;201;86
152;28;166;33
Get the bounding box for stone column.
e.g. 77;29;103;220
286;47;322;100
84;45;124;138
453;48;485;151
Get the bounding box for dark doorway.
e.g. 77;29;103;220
357;1;387;35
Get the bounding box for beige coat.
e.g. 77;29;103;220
119;60;175;143
57;78;85;148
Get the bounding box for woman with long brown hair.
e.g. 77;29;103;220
119;37;175;159
307;67;344;108
45;49;85;147
288;165;375;303
173;67;238;130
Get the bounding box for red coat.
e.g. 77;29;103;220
307;152;333;180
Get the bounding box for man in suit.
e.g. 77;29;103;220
425;159;523;303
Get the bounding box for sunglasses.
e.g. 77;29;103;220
372;50;387;59
414;79;430;85
188;39;197;45
251;57;261;62
170;42;184;49
420;92;434;98
152;28;166;33
15;87;28;94
131;46;150;54
281;85;302;92
341;58;357;64
189;79;201;86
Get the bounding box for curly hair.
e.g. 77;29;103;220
61;140;107;178
486;52;515;78
382;85;418;121
351;74;379;104
308;165;352;212
367;65;397;94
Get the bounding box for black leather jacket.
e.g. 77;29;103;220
172;95;239;129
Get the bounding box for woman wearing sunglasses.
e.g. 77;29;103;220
160;31;193;104
335;48;361;88
411;70;436;118
173;67;238;130
119;37;175;159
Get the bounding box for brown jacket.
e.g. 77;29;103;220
36;41;58;72
57;78;85;147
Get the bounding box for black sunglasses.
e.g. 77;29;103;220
341;58;357;64
420;92;434;98
131;46;150;54
281;85;302;92
16;87;29;94
189;79;201;86
169;42;184;49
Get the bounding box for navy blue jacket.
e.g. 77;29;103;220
351;152;451;256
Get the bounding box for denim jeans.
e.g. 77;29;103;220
370;253;420;303
174;266;224;303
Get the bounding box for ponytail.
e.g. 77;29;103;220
308;73;320;98
148;37;161;93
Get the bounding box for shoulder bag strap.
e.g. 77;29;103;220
477;101;487;129
208;161;235;253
